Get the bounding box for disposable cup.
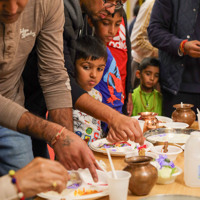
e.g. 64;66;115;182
107;170;131;200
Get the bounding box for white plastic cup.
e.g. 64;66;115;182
184;131;200;187
107;170;131;200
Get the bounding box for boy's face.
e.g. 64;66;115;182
75;57;106;91
94;12;122;44
0;0;28;24
137;65;159;92
81;0;124;20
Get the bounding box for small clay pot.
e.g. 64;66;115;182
171;104;196;127
123;156;158;196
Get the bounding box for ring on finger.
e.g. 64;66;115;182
52;181;57;188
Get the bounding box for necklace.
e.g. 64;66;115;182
139;90;156;112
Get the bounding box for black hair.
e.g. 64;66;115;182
138;57;160;72
75;35;108;62
112;7;124;18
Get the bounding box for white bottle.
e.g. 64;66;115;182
184;131;200;187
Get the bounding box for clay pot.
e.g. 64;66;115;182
171;104;196;127
123;156;158;196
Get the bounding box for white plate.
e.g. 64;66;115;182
147;133;190;144
132;116;173;123
37;169;108;200
160;122;189;129
89;138;153;156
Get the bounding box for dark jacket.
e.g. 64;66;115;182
148;0;200;94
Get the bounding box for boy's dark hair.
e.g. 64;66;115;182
112;7;124;17
138;57;160;72
75;35;108;62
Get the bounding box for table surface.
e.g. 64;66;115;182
35;121;200;200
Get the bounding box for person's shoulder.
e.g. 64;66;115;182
133;85;140;93
140;0;155;10
26;0;62;12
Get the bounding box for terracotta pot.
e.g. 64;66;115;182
171;104;196;127
123;156;158;196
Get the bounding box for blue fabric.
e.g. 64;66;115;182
95;48;124;134
148;0;200;94
0;126;34;176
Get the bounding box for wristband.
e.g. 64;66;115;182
179;39;188;55
50;127;65;147
9;170;25;200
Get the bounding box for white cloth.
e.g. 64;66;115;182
131;0;158;63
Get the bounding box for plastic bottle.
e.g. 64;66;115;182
184;131;200;187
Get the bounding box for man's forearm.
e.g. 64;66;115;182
17;112;62;143
48;108;73;131
75;93;118;125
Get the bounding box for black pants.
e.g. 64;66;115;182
162;90;200;119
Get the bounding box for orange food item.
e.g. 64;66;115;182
74;188;102;196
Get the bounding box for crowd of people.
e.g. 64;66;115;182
0;0;200;199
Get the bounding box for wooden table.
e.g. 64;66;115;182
35;122;200;200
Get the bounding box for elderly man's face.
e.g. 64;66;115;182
81;0;126;20
0;0;28;24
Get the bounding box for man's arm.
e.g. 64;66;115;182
48;108;73;131
75;93;144;145
34;0;98;181
17;111;98;182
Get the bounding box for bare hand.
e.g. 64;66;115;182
108;113;144;145
184;40;200;58
53;129;99;182
15;157;68;198
107;127;125;142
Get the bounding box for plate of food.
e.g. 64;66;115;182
89;138;153;156
37;169;108;200
144;128;195;145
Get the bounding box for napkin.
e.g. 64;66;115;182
77;168;108;187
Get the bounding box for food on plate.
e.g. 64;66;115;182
162;141;168;153
74;188;102;196
98;141;131;148
89;138;153;156
97;141;134;152
138;145;146;156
